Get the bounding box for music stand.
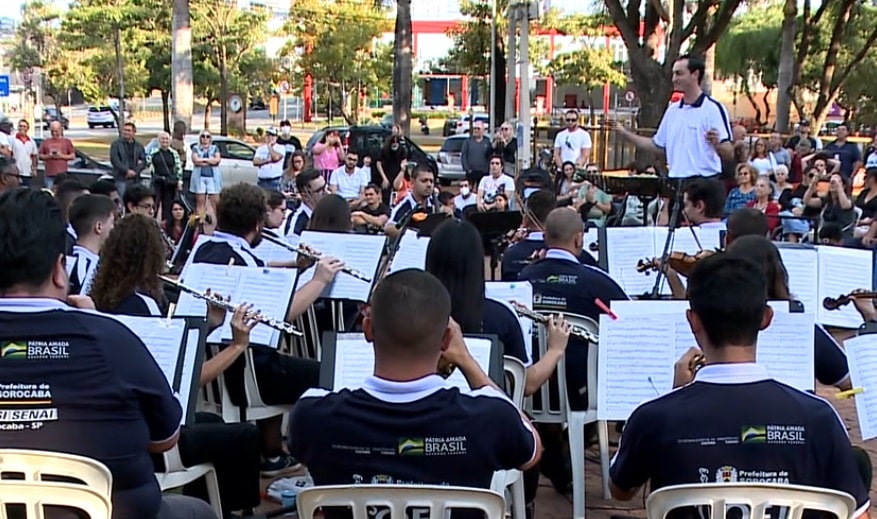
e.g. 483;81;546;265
646;178;685;298
414;213;451;237
467;210;524;281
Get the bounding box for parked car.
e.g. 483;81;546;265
305;125;438;176
87;105;126;129
146;134;259;188
41;107;69;130
442;117;459;136
453;113;491;135
436;133;493;185
32;137;152;185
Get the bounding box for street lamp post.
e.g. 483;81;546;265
489;0;497;131
516;0;533;169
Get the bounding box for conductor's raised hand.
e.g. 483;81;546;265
230;303;259;347
314;256;344;284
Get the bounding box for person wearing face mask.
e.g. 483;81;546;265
276;120;303;170
453;179;476;216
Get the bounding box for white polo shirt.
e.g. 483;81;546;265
329;166;368;200
255;143;285;180
554;127;592;165
653;93;732;178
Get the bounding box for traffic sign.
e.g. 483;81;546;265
624;90;636;103
0;76;9;97
279;80;290;94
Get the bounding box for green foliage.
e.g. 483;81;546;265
546;47;626;91
444;0;508;77
715;5;782;89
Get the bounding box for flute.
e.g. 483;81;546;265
260;232;373;283
509;301;599;343
160;276;302;336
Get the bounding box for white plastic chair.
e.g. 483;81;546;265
646;483;857;519
490;356;528;519
155;444;222;517
296;484;506;519
0;449;114;518
218;349;292;423
529;312;610;518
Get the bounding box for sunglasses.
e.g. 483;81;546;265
200;134;211;139
566;118;577;122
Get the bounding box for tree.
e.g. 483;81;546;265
546;47;627;123
284;0;391;125
172;0;194;130
191;0;268;135
393;0;413;135
603;0;743;131
774;0;796;132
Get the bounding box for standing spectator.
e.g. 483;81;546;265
190;130;221;216
254;127;285;191
493;121;517;175
276;119;302;170
0;117;12;158
377;125;406;204
824;123;863;180
11;119;37;187
312;130;343;182
553;109;592;170
146;131;183;224
38;121;75;189
785;119;821;151
461;121;492;186
109;122;146;198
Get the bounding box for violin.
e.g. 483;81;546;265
822;290;877;311
589;241;599;252
636;250;717;278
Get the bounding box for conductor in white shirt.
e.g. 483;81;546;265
254;127;286;192
329;149;368;206
553;109;592;170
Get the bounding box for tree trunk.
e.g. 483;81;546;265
744;88;763;127
161;89;171;132
113;23;126;137
171;0;193;130
775;0;796;134
204;98;213;131
219;49;229;136
629;57;670;168
493;40;507;126
392;0;413;136
701;44;716;95
762;90;772;129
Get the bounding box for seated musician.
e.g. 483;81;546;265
610;254;871;517
67;193;115;295
682;177;726;229
0;188;216;519
288;269;541;491
190;183;343;476
284;168;328;240
88;178;123;220
56;179;89;254
384;163;437;239
501;189;599;282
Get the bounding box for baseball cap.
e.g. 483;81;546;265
266;127;278;136
799;119;810;126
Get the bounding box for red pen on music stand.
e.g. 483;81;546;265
595;298;617;320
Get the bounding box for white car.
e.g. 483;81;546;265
454;113;491;135
147;134;259;187
85;105;130;128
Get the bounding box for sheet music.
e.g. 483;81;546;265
114;316;186;388
583;227;599;262
294;231;385;302
485;281;534;366
387;229;430;274
605;227;668;296
844;334;877;441
177;329;201;426
611;300;693;358
756;312;815;391
332;334;493;392
777;247;819;315
253;236;298;265
653;227;721;256
817;246;873;328
176;264;296;347
597;314;676;421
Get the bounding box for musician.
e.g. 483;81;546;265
609;254;870;519
351;183;390;234
520;208;628;410
289;269;541;491
284;168;327;240
682;177;726;229
0;188;216;519
263;188;288;238
0;155;21;193
123;183;156;218
68;194;116;295
56;179;89;255
89;178;123;220
191;183;343;476
477;155;515;212
501;190;599;282
384;163;436;239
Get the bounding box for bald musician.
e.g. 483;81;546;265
610;254;871;517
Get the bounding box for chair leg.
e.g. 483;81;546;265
598;420;611;499
511;474;526;519
569;415;586;519
205;467;223;518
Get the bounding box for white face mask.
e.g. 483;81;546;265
459;187;470;197
281;127;290;136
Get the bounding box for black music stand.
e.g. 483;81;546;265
647;178;685;298
413;213;451;237
468;210;523;281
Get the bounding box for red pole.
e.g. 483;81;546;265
304;42;313;122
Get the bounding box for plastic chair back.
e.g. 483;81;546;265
503;355;526;408
0;449;112;498
296;484;505;519
646;483;857;519
0;481;111;518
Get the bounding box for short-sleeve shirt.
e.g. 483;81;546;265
478;174;516;200
0;298;182;518
255;143;286;180
39;137;75;177
501;232;600;282
11;134;38;177
610;363;870;518
554;128;593;165
288;375;537;489
653;93;732;178
330;166;369;200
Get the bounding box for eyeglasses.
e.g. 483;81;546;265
566;118;578;123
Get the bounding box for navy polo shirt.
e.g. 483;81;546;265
519;249;628;408
611;363;870;518
501;232;600;281
0;298;182;519
289;375;537;489
823;140;862;179
483;298;528;365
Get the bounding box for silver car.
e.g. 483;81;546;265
146;134;259;187
436;133;492;184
